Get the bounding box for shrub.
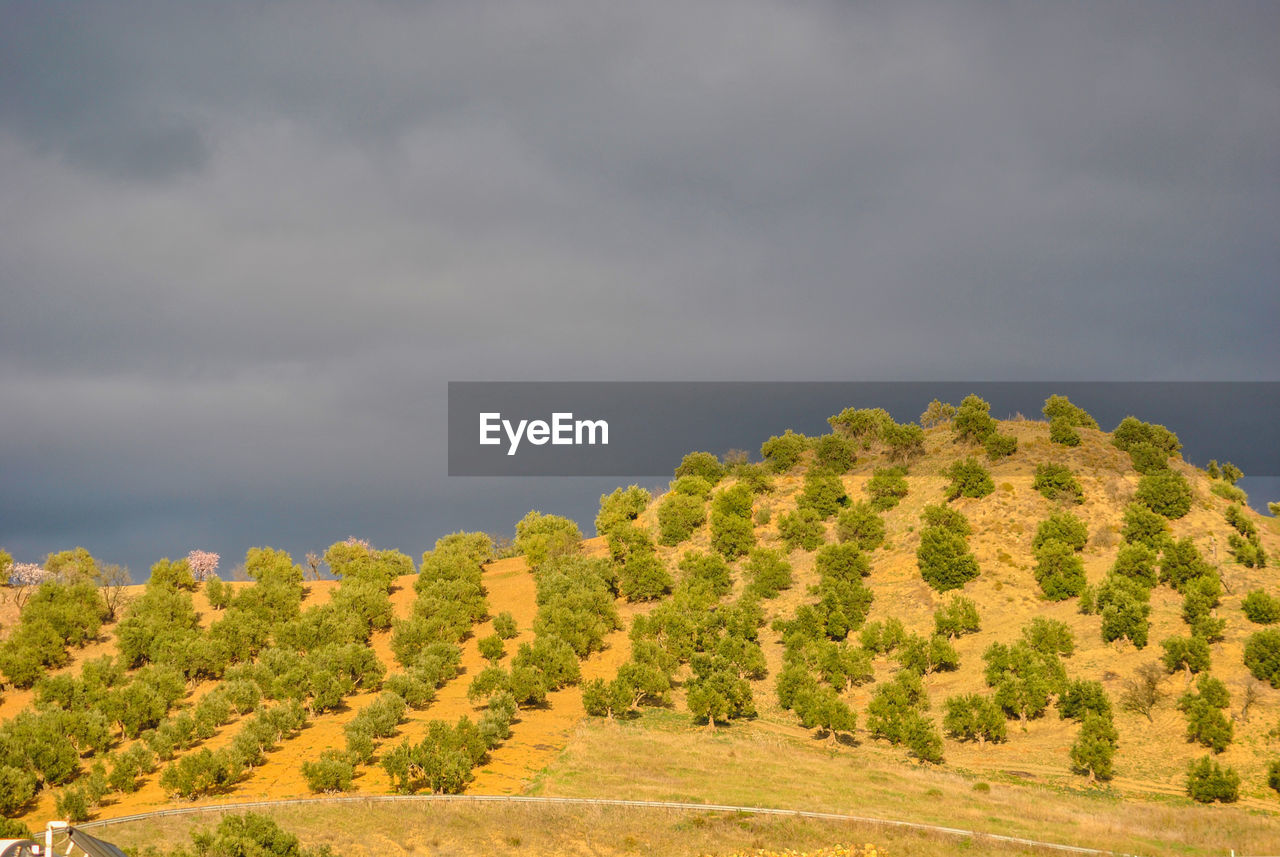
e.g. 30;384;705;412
302;749;355;793
1135;470;1193;519
1113;417;1181;456
1243;590;1280;625
944;458;994;500
777;508;824;552
883;421;926;463
828;407;893;442
984;432;1017;460
1221;462;1243;484
919;399;956;427
618;552;673;602
943;694;1006;744
743;549;792;599
1043;395;1098;429
952;395;997;444
1033;463;1083;504
1268;760;1280;798
1121;503;1168;548
812;434;856;473
1186;756;1239;803
514;511;581;568
760;430;810;473
796;471;848;519
920;504;971;537
674;452;725;485
896;633;959;675
1244;629;1280;688
835;503;885;551
860;618;906;655
656;493;705;546
594;485;651;535
1211;481;1248;504
865;466;909;511
1159;538;1214;592
917;527;979;592
934;596;981;640
1178;676;1233;753
709;508;754;559
1059;680;1112;721
1022;617;1075;658
1048;417;1081;447
1111;543;1158;587
1161;635;1211;679
1033;511;1088;553
1033;540;1086;601
671;475;713;498
1127;442;1169;474
678;552;733;600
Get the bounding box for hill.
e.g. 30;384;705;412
1;395;1278;855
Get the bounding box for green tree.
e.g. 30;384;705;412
1242;590;1280;625
674;452;726;485
916;527;979;593
1033;540;1086;601
1070;713;1118;782
812;433;856;473
657;493;706;546
883;421;927;463
984;432;1017;461
1048;417;1081;446
1244;629;1280;687
1121;503;1168;548
834;503;885;551
1186;756;1239;803
760;430;810;473
1161;635;1211;680
952;395;997;444
1033;463;1083;504
944;458;994;500
1112;417;1181;457
514;511;582;568
1043;395;1098;429
943;694;1006;744
1135;470;1193;519
743;548;793;599
933;596;981;640
594;485;651;535
777;508;824;552
796;471;848;519
919;399;956;427
865;466;909;511
301;750;355;793
1032;511;1088;552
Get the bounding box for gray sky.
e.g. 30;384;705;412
2;2;1277;578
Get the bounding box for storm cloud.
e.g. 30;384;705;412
2;2;1277;575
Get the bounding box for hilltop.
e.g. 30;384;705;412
1;394;1278;856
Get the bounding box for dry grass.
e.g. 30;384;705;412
94;800;1063;857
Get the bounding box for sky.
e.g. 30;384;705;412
1;2;1277;579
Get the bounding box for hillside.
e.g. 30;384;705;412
2;396;1279;855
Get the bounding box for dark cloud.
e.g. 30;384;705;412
1;2;1277;574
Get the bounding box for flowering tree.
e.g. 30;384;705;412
186;550;220;582
8;562;51;609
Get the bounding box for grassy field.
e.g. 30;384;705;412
92;798;1095;857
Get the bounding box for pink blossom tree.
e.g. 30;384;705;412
186;550;220;582
8;562;51;609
